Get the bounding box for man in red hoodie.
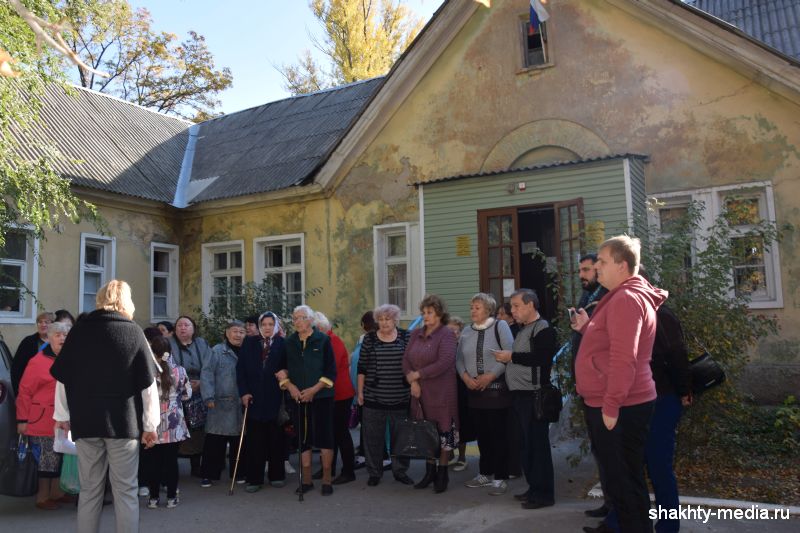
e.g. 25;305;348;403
572;235;667;533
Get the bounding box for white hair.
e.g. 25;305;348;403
314;311;332;333
48;321;71;337
293;304;314;319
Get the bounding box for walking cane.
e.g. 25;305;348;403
229;403;248;496
297;399;304;502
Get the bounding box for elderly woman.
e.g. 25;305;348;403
403;294;459;493
280;305;337;495
200;320;247;487
51;280;159;533
456;293;515;495
356;304;413;487
236;312;287;492
169;315;212;477
16;321;72;510
11;311;53;394
313;312;356;484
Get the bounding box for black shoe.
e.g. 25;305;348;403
393;473;414;485
414;462;435;489
332;473;356;485
433;465;449;493
312;469;323;480
582;524;614;533
321;484;333;496
521;500;554;510
584;504;610;518
367;476;380;486
513;490;530;502
294;483;314;494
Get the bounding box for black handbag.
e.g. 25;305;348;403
391;400;440;459
532;366;563;423
0;435;38;497
689;351;726;394
182;394;207;430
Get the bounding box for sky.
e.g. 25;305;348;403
128;0;443;115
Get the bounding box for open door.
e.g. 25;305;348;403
554;198;585;307
478;208;520;306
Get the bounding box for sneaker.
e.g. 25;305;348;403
245;484;262;493
236;478;247;485
382;459;392;471
200;478;212;488
147;498;159;509
353;456;366;470
138;487;149;497
488;479;508;495
451;460;467;472
464;474;492;488
166;497;178;509
270;479;286;488
284;460;296;474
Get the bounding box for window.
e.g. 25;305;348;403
150;243;179;321
79;234;115;313
650;182;782;308
0;230;38;322
374;223;421;318
253;234;304;309
201;241;244;313
520;17;549;68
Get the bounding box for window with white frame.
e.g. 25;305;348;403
650;182;782;309
254;235;304;309
0;229;38;321
151;243;179;321
374;223;421;318
79;234;115;313
202;241;243;313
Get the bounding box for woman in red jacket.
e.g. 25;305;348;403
16;321;73;510
314;312;356;484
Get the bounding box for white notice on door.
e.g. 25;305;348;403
503;279;515;297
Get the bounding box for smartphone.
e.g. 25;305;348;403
567;308;577;322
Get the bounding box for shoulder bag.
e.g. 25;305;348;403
391;399;440;459
0;435;38;497
529;322;562;423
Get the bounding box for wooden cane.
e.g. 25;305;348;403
228;403;249;495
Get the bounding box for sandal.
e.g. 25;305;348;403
451;459;467;472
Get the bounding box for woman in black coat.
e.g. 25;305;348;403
236;311;287;492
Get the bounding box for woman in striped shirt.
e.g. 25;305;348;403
356;304;414;487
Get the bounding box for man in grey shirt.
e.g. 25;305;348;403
494;288;558;509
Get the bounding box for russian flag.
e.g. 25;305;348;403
529;0;550;35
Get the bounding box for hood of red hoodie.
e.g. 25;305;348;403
610;274;668;310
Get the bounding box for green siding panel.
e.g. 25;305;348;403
423;159;634;319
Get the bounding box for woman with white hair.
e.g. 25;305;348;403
356;304;414;487
313;312;356;484
16;320;72;510
279;305;337;495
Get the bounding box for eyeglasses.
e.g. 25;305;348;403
292;315;310;322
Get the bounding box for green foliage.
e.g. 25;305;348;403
194;279;322;346
774;395;800;453
62;0;232;120
278;0;423;95
0;1;99;253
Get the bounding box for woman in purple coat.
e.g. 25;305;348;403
403;294;458;494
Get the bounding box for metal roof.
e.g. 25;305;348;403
14;85;190;203
411;154;650;186
187;77;384;202
689;0;800;60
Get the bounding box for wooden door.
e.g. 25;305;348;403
478;208;520;305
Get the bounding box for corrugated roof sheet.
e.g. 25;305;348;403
14;85;190;203
411;154;650;186
690;0;800;60
188;77;385;202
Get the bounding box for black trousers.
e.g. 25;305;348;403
333;399;356;476
512;394;554;505
142;442;179;499
244;418;286;485
201;433;244;480
584;401;655;533
473;407;510;480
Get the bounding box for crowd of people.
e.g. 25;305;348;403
10;234;689;533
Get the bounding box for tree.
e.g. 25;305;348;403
0;0;98;255
278;0;423;95
62;0;232;121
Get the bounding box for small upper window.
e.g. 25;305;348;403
521;18;549;68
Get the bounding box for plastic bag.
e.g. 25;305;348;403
59;454;80;494
53;428;77;455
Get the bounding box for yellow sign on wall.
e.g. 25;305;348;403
456;235;471;256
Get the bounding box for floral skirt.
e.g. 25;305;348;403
30;436;62;478
439;418;459;452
